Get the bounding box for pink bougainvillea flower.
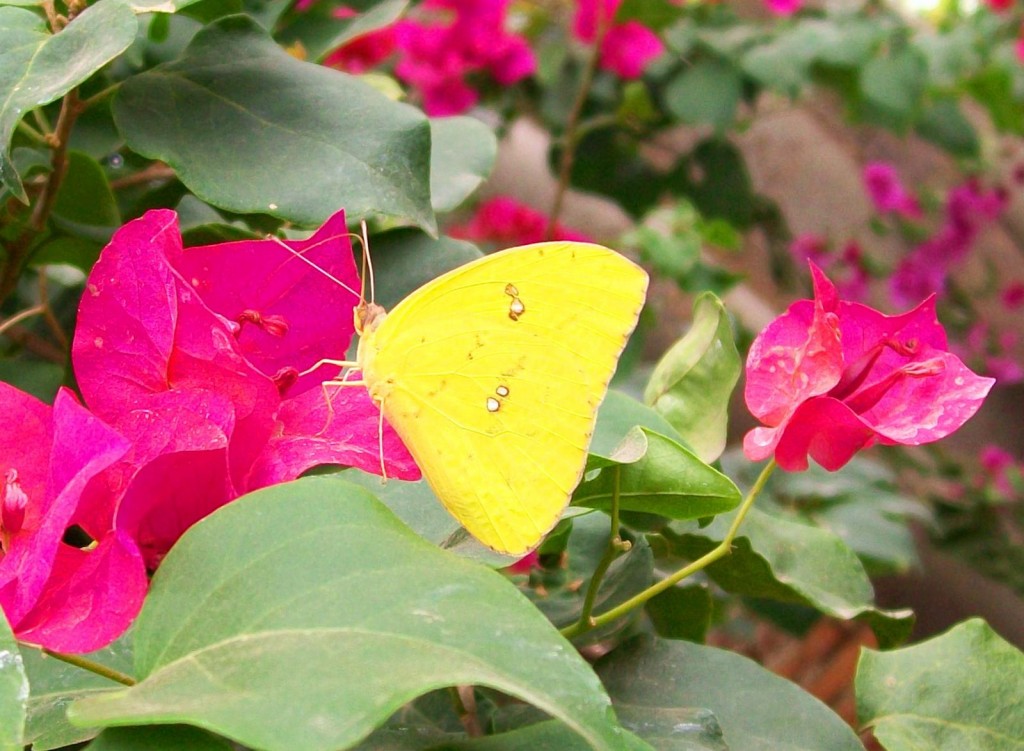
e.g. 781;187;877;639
0;384;145;652
744;264;994;471
764;0;803;15
448;196;594;245
74;209;419;568
984;0;1014;11
573;0;665;79
863;162;921;219
390;0;536;115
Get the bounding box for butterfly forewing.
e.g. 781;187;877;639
360;242;648;554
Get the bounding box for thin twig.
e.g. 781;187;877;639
37;270;69;349
0;90;83;305
109;163;177;190
0;306;45;338
545;3;614;240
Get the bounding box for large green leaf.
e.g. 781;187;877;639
113;16;434;230
369;228;482;311
0;0;136;200
69;479;626;751
857;618;1024;751
644;293;739;463
599;635;864;751
86;725;233;750
574;427;742;521
21;637;134;750
0;612;27;751
440;719;656;750
429;116;495;213
664;506;914;647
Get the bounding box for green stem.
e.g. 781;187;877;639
38;647;136;686
564;459;777;639
545;2;613;240
564;467;630;638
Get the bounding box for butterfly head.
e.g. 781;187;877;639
354;301;388;336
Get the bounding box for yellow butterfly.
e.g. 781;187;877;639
349;241;648;555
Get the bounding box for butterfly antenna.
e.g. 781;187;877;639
360;219;376;305
267;233;362;300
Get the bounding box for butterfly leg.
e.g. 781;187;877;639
299;357;359;378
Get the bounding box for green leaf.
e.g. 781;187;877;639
915;97;980;158
69;479;626;751
52;150;120;231
644;293;739;463
670;139;755;228
341;469;513;567
113;16;434;230
369;228;482;311
857;618;1024;751
430;116;495;213
22;637;134;751
0;358;64;402
615;0;682;31
440;719;657;750
859;48;927;130
564;128;663;218
599;635;864;751
0;0;136;200
646;584;712;643
965;65;1024;135
0;612;27;751
129;0;207;12
574;428;742;521
86;725;233;750
589;390;684;460
664;60;741;131
664;506;914;647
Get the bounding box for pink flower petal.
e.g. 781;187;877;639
743;265;843;427
248;385;420;488
171;209;361;397
12;531;146;653
773;397;877;471
865;350;994;445
0;387;131;648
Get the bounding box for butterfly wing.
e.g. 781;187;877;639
360;242;648;554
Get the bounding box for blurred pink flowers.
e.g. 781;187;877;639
448;196;594;245
863;162;921;219
744;263;994;472
573;0;665;79
391;0;536;115
890;179;1008;306
764;0;803;16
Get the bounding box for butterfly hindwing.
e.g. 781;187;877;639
360;242;648;554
